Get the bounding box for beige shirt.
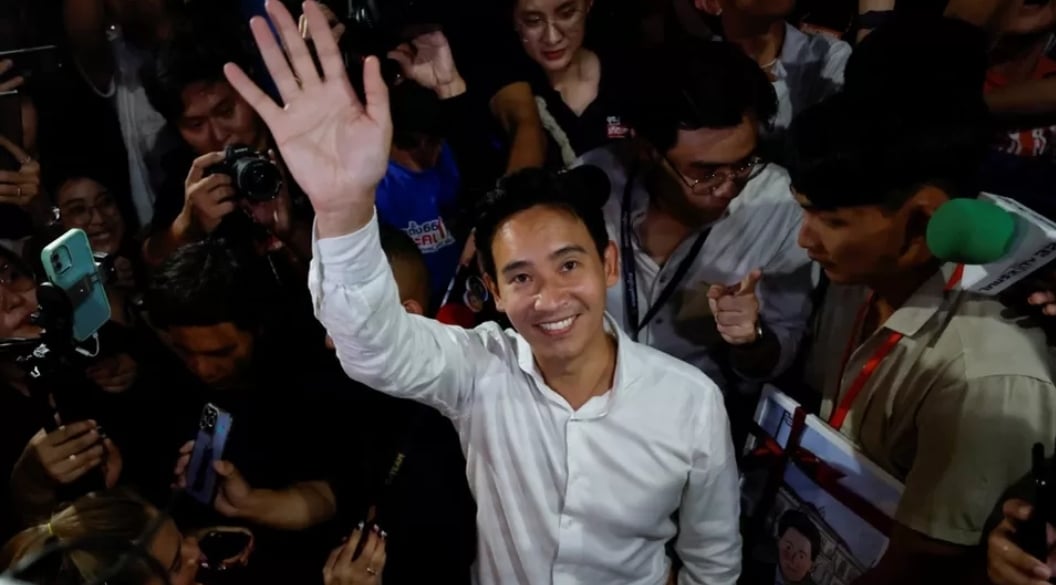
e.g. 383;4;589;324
806;264;1056;546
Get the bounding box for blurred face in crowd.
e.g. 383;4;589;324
148;517;201;585
105;0;175;47
488;205;618;367
695;0;794;19
514;0;592;74
652;115;761;224
794;187;942;285
167;322;255;390
56;178;126;255
0;255;40;340
178;81;264;156
1003;0;1056;35
778;527;814;583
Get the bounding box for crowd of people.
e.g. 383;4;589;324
1;0;1056;584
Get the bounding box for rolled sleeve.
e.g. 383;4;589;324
896;375;1056;545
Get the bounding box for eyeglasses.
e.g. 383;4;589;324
56;194;120;227
0;262;35;293
664;155;767;195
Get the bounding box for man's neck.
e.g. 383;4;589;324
723;13;786;68
534;332;617;411
390;143;442;173
868;261;942;328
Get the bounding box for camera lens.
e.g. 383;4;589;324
235;159;282;203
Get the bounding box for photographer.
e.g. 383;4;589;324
141;33;311;268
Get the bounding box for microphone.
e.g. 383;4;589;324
926;194;1056;295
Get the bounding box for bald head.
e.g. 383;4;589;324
379;223;431;315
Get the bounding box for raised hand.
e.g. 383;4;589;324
387;31;466;99
224;0;392;239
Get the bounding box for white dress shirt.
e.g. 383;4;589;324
309;213;742;585
772;23;852;132
579;147;813;392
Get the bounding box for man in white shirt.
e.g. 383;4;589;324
583;39;812;397
222;3;742;584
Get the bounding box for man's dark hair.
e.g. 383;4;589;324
631;38;778;154
391;80;446;149
142;34;247;124
146;238;265;330
784;90;990;210
474;167;610;280
777;509;822;562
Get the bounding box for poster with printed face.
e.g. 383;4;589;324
740;387;904;585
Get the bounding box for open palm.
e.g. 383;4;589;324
225;0;391;235
387;31;460;92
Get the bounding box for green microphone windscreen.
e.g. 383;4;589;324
926;198;1016;264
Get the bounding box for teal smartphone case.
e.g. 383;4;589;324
40;228;110;341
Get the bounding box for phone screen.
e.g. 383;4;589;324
0;91;22;172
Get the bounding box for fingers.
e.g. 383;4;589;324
213;459;236;478
224;61;283;125
322;545;341;584
737;269;763;296
1006;499;1034;522
266;0;320;88
303;0;347;82
354;529;380;565
0;134;29;163
52;427;103;461
51;444;105;482
362;56;391;126
368;532;387;569
990;518;1052;583
336;527;363;567
387;44;414;72
186;152;227;186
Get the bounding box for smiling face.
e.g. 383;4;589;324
487;205;617;367
0;257;40;340
777;527;815;583
515;0;592;74
56;178;126;255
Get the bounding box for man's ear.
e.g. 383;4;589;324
401;299;425;316
603;241;619;288
484;274;506;313
900;185;949;261
695;0;723;16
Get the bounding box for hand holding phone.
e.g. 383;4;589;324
40;229;111;342
181;404;234;505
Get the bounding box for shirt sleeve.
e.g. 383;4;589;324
676;389;743;585
896;374;1056;546
308;211;498;419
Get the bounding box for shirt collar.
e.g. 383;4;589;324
514;314;639;414
774;22;808;81
884;263;962;337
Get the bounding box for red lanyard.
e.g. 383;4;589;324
828;265;964;431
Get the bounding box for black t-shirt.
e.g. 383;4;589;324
528;50;634;168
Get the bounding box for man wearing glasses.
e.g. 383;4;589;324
580;39;812;405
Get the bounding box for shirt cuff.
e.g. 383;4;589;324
311;208;388;286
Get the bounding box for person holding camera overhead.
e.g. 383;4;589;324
140;33;312;269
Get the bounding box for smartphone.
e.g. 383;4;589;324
40;229;111;342
0;90;22;172
0;45;63;86
186;404;235;506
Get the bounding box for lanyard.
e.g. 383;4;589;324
828;264;964;431
620;167;710;342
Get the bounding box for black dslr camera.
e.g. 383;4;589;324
206;144;283;204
